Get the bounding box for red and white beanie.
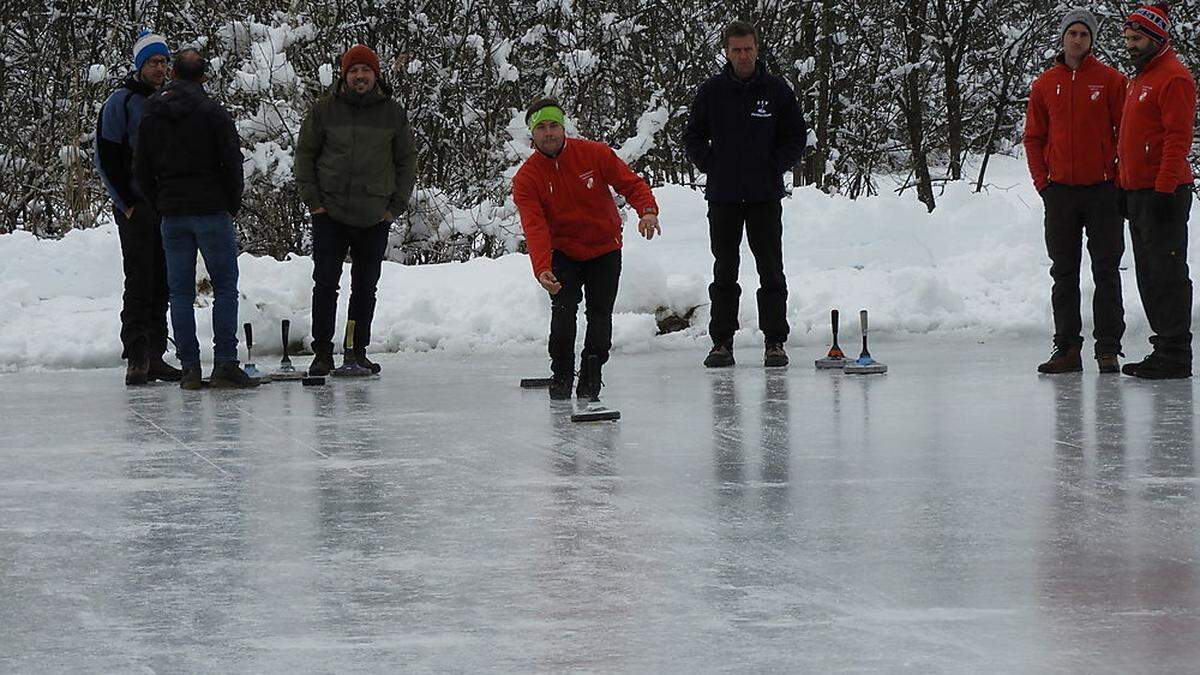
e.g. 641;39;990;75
1125;4;1170;44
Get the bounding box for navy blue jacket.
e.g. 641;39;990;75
93;74;156;213
683;61;807;204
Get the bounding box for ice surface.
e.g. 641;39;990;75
1;338;1198;671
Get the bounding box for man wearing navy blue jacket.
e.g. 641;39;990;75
684;20;807;368
94;30;181;385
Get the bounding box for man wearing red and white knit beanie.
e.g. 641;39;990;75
1118;3;1197;379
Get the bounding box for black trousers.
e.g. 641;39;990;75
115;204;170;360
1042;182;1125;356
549;249;621;379
707;200;789;345
311;214;390;353
1127;186;1193;364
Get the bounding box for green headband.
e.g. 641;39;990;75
528;105;565;132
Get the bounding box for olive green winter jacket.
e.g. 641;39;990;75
294;80;417;227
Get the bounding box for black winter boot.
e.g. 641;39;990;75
148;354;183;382
576;359;603;400
549;374;573;400
1123;353;1192;379
125;351;149;386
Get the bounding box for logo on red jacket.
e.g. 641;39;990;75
1088;85;1103;101
579;170;595;189
1139;85;1152;102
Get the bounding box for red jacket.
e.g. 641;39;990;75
1118;46;1197;193
513;138;658;277
1024;54;1126;192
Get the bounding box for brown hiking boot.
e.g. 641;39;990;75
1037;344;1082;374
764;342;788;367
704;342;735;368
1096;354;1120;374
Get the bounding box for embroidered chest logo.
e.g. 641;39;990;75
1139;85;1153;102
751;99;772;118
579;170;595;189
1088;84;1103;101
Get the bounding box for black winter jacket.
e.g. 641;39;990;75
135;80;244;217
683;61;807;204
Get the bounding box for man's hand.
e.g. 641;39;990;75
311;207;327;215
637;213;661;240
382;211;394;222
538;270;562;295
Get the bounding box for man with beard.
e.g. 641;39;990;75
295;45;418;376
1024;9;1127;374
94;30;182;385
1118;3;1197;379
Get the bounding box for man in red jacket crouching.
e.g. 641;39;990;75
513;98;662;400
1118;3;1196;379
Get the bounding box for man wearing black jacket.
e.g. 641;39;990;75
135;49;256;389
684;20;807;368
93;30;181;385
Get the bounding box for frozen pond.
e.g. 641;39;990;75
1;338;1197;671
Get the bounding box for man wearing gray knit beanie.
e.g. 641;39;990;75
1024;9;1129;374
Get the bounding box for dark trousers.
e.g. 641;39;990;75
1127;186;1193;364
1042;182;1125;356
707;200;789;345
115;205;170;360
549;249;621;379
311;214;390;354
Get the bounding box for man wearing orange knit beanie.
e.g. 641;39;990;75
295;44;418;376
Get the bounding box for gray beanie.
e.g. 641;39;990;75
1059;9;1098;38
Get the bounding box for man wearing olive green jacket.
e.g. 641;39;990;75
295;44;417;375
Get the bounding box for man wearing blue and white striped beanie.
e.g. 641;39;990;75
93;29;181;385
132;31;169;70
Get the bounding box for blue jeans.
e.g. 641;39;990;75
160;213;240;368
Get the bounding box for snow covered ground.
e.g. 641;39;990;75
1;155;1197;371
1;343;1197;671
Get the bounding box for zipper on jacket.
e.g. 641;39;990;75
1067;70;1075;184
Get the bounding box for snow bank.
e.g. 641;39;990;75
1;155;1192;370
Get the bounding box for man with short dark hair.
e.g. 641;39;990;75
1118;3;1196;379
295;44;417;376
94;30;182;385
136;48;255;389
684;20;807;368
512;99;661;400
1024;9;1127;374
